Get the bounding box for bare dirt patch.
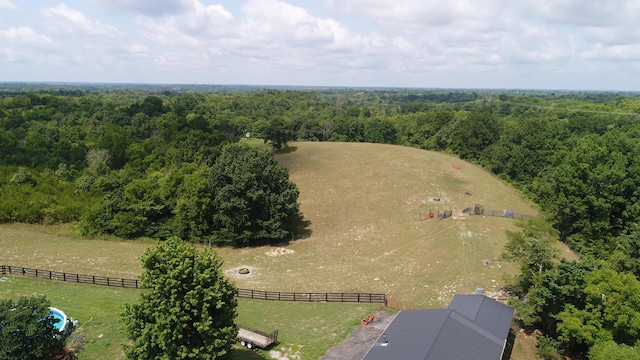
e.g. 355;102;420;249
269;345;303;360
320;310;396;360
265;247;295;257
224;266;259;280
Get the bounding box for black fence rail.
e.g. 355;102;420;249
236;288;387;305
481;209;530;220
0;264;140;288
1;264;387;305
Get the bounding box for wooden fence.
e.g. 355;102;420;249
236;288;387;305
0;264;140;288
480;209;530;220
1;265;387;305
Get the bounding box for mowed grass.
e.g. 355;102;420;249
236;299;381;359
0;142;573;359
0;276;380;360
0;276;138;360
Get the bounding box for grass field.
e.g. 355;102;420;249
0;276;380;360
0;276;138;360
0;141;573;359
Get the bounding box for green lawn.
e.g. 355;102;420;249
0;276;380;360
0;276;138;360
0;142;574;360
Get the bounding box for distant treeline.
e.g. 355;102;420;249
2;87;640;253
4;86;640;357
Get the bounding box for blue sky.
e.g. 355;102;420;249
1;0;639;90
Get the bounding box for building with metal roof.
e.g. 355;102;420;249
361;295;514;360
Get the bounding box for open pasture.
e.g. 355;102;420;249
0;142;542;307
0;142;571;359
225;142;541;308
0;276;378;360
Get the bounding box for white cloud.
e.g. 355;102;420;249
0;27;56;62
323;0;457;26
523;0;640;27
323;0;505;30
239;0;357;48
584;25;640;46
1;0;639;89
136;0;233;47
35;5;152;71
522;0;640;49
0;0;19;11
93;0;189;16
0;27;52;44
42;4;122;38
583;43;640;61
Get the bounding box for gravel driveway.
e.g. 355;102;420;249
320;310;396;360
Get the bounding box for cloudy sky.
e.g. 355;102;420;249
1;0;639;90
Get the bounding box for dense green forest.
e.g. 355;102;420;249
2;84;640;358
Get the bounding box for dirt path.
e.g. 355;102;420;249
320;310;396;360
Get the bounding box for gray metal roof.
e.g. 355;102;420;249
448;294;514;341
362;296;514;360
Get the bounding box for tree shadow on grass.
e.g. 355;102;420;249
274;145;297;154
240;212;312;248
290;212;312;241
233;347;269;360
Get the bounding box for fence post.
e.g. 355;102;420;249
1;265;385;303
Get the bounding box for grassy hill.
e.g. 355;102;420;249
264;141;538;307
0;141;572;359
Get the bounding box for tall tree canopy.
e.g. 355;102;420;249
209;143;300;247
0;295;70;360
556;268;640;350
122;237;238;360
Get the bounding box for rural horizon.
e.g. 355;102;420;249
2;81;640;93
2;84;640;360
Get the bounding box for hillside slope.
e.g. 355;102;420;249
225;141;540;308
1;141;563;309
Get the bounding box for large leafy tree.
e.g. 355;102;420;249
557;268;640;351
483;116;568;186
589;340;640;360
539;132;640;256
262;117;289;150
122;237;238;360
364;118;397;144
210;143;300;247
173;164;216;243
449;106;502;160
0;295;70;360
502;218;560;289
